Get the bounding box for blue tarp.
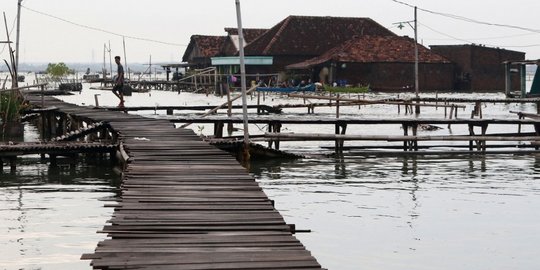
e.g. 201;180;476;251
256;84;316;93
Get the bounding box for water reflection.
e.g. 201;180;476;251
0;157;119;269
252;154;540;270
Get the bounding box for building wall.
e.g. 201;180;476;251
431;45;525;91
245;55;316;76
334;62;454;91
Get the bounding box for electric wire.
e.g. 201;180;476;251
0;16;17;55
390;0;540;34
21;5;188;47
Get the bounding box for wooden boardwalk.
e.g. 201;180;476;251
24;96;323;270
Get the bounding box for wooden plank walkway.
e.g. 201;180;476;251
24;96;323;270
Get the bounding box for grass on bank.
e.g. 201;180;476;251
323;85;370;93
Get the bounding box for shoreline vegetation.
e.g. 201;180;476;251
324;85;370;93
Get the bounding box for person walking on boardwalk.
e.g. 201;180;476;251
113;56;125;107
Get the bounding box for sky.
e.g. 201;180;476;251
1;0;540;64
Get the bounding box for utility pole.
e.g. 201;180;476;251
394;6;420;113
414;6;419;96
108;40;113;79
414;6;420;114
103;43;107;79
235;0;250;164
15;0;22;70
123;36;129;80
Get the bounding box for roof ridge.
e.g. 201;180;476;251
263;16;292;55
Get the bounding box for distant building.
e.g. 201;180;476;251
287;35;454;91
182;35;227;68
182;29;269;69
430;44;525;91
181;16;526;92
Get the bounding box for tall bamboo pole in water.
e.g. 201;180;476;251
15;0;22;71
414;6;420;114
235;0;250;163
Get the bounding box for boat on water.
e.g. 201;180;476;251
256;83;316;93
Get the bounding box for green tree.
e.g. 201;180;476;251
46;62;72;77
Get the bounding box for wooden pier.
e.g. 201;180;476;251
0;141;116;172
165;115;540;153
20;95;323;269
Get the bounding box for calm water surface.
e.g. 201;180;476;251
1;83;540;269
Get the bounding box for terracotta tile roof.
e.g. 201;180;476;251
224;28;269;43
244;16;396;56
182;35;227;62
287;36;451;69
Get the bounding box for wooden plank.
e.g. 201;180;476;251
26;95;323;270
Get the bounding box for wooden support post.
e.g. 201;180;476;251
468;124;475;151
412;123;418;151
481;124;488;151
535;124;540;150
336;94;340;118
41;84;45;108
94;94;100;107
257;91;261;114
0;157;3;173
274;123;281;150
267;123;274;149
402;124;408;151
49;154;57;167
214;122;224;138
338;123;347;151
479;102;483;119
518;114;524;134
227;88;233;135
166;109;173;115
9;156;16;172
335;124;341;153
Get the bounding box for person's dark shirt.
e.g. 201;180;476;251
116;64;124;85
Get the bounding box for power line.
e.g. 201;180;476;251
390;0;540;34
418;22;473;44
420;22;540;49
21;5;188;47
0;16;17;55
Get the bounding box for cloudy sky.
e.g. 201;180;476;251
1;0;539;64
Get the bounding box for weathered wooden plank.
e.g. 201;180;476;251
26;95;323;270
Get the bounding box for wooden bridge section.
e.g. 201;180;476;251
24;96;323;270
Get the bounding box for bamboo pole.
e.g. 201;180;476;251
178;84;258;128
288;93;465;109
261;132;540;142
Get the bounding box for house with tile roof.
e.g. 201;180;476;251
243;15;396;74
182;35;228;68
287;35;455;91
181;15;525;92
182;29;269;69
